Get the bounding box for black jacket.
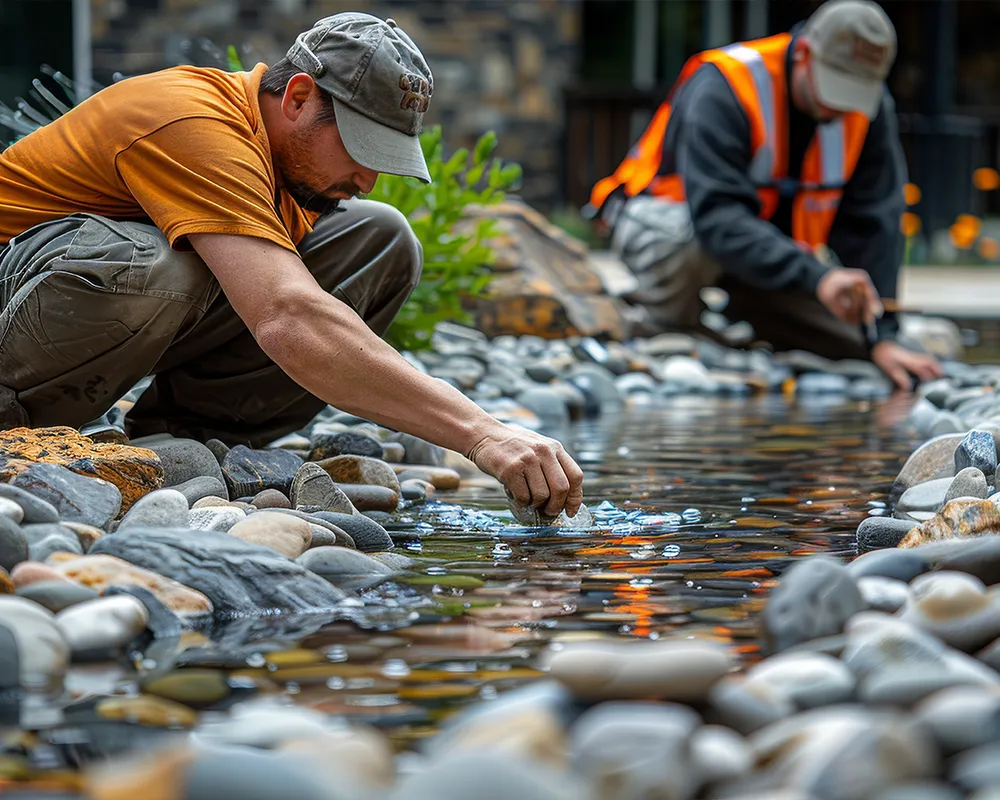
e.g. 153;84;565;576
659;31;906;340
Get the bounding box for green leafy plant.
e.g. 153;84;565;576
367;126;522;352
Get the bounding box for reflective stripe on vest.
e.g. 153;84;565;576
719;43;776;186
815;117;846;188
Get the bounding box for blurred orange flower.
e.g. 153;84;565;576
978;236;1000;260
900;212;922;236
903;183;921;205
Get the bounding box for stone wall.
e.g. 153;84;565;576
90;0;582;208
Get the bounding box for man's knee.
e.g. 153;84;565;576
360;201;423;290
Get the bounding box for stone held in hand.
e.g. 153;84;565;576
55;594;149;660
221;444;303;500
899;499;1000;547
51;553;214;617
89;527;347;618
761;555;865;654
0;425;162;511
8;462;122;529
228;511;313;559
317;455;400;503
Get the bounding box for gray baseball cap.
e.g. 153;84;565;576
286;12;433;183
802;0;897;119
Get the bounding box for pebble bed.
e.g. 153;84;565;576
2;322;998;798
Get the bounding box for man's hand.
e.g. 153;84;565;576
467;426;584;518
872;340;944;391
816;268;883;326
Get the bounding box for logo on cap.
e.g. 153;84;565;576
852;36;888;67
399;73;431;113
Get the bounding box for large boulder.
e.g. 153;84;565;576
0;427;162;512
464;200;631;341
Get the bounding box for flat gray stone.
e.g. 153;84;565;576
173;476;229;506
890;434;964;507
896;477;953;516
915;685;1000;757
187;506;246;533
289;463;354;514
20;523;83;561
89;527;347;618
16;580;99;613
0;485;59;524
296;546;395;591
0;516;28;572
10;464;121;528
848;549;931;582
312;512;392;553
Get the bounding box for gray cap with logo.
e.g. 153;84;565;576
286;12;434;183
803;0;897;119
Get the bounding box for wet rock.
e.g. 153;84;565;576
297;546;394;591
858;576;912;613
897;477;953;518
389;749;582;800
761;555;865;654
856;516;919;553
385;432;446;467
543;637;734;702
400;479;430;502
21;523;83;561
96;694;198;728
570;701;699;799
900;500;1000;547
946;467;991;503
142;437;226;489
744;707;939;798
118;488;190;531
228;512;313;560
309;431;384;461
334;484;397;512
370;552;414;571
251;489;291;510
848;548;930;582
312;512;392;553
0;516;28;571
52;553;213;616
915;685;1000;756
0;497;23;525
0;425;162;511
900;571;1000;652
394;465;462;491
173;475;229;506
890;434;964;506
143;669;232;708
221;444;303;499
0;596;70;689
0;484;59;524
89;527;346;617
957;430;1000;476
16;580;99;613
55;595;149;659
263;509;355;549
187;506;246;532
692;726;753;792
9;463;121;528
317;455;400;503
289;462;354;513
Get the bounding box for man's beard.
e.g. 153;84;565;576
278;130;361;214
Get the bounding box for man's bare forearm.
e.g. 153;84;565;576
256;291;505;457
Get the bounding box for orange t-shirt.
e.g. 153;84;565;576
0;62;317;251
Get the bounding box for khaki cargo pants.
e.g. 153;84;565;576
611;195;869;360
0;199;421;447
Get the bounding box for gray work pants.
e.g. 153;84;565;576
0;199;421;446
611;195;868;360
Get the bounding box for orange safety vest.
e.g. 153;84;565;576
590;33;871;249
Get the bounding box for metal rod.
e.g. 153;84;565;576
72;0;93;103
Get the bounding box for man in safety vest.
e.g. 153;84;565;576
589;0;942;390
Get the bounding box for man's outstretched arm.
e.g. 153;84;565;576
188;232;584;517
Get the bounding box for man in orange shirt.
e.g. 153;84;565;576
0;13;584;519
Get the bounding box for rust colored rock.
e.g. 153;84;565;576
899;499;1000;548
0;426;163;512
0;567;13;594
317;455;400;503
51;553;213;616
